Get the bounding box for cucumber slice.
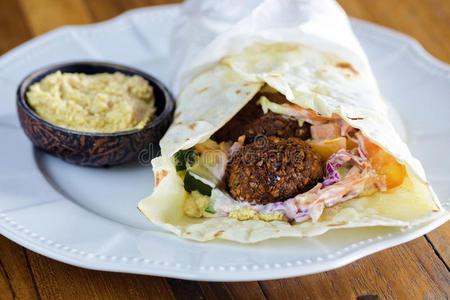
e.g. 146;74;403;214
189;164;220;186
184;170;213;196
205;198;216;214
174;149;197;171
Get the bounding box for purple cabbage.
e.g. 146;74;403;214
322;152;346;187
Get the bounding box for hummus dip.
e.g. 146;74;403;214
26;71;156;133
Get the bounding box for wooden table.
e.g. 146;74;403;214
0;0;449;299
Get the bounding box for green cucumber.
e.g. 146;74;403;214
205;198;216;214
174;149;197;171
184;170;213;197
188;164;220;186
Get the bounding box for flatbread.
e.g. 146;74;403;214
138;43;445;243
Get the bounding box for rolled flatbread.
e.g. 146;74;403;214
138;42;443;243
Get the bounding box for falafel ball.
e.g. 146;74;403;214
226;137;323;204
212;96;310;143
243;112;310;144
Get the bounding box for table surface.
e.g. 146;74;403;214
0;0;449;299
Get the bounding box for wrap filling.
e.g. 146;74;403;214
177;87;406;223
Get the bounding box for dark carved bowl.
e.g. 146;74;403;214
17;62;174;167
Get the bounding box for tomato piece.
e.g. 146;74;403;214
308;137;347;161
363;137;406;189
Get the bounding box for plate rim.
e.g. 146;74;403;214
0;208;448;281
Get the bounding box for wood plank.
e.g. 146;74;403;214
0;0;32;55
338;0;450;63
83;0;124;22
426;222;450;267
115;0;182;10
164;277;269;299
0;253;14;300
335;0;375;21
259;236;449;299
166;278;206;299
199;281;267;300
25;249;175;300
83;0;181;23
0;236;39;300
18;0;92;36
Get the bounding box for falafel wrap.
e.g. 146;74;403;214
137;0;446;243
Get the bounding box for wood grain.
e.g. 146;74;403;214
0;0;449;299
199;281;267;300
26;249;175;300
260;236;450;299
338;0;450;63
0;0;32;54
0;236;39;300
83;0;124;22
18;0;92;36
427;223;450;267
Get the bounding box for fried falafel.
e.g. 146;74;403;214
226;137;323;204
243;112;310;143
212;92;310;143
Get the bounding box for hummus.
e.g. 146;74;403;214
26;71;156;133
183;191;286;222
183;191;210;218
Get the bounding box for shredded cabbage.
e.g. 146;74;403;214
257;96;304;125
191;110;377;224
208;148;375;223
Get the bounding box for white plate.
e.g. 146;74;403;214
0;4;448;281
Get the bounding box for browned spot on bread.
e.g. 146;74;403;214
347;116;364;120
176;121;184;125
214;230;224;237
243;83;250;86
432;209;440;212
236;90;241;94
186;232;191;235
155;170;168;187
220;56;231;64
175;112;182;119
198;87;209;94
188;122;197;130
185;138;190;141
275;230;280;233
336;62;359;75
327;221;348;227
